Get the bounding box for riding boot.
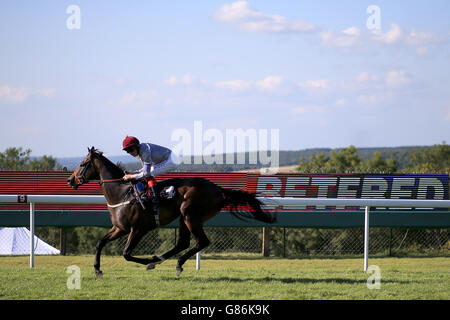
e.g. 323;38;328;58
149;186;160;214
146;176;159;214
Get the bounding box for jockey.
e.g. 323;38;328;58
122;135;179;210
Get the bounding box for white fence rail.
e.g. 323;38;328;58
1;194;449;271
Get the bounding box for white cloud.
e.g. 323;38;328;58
291;105;325;114
255;76;283;90
415;46;429;56
357;94;385;106
335;98;346;106
356;72;377;83
118;89;157;105
406;29;440;46
342;27;361;37
320;27;363;48
0;85;55;104
214;2;445;56
163;76;178;86
214;1;316;33
215;76;283;91
215;79;252;91
298;79;331;89
320;23;416;49
163;74;196;86
349;70;411;91
214;1;258;22
319;22;444;56
372;23;403;45
384;70;411;89
349;72;383;91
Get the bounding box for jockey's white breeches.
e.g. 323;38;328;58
150;152;180;176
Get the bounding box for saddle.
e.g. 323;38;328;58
131;179;176;211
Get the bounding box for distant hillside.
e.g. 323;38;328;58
56;155;133;171
57;146;424;171
113;146;427;173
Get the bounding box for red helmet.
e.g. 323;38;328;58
122;136;140;150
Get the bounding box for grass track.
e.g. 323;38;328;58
0;254;449;300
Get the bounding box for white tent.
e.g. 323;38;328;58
0;227;60;255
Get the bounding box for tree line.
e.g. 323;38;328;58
0;147;62;171
296;142;449;174
1;143;448;174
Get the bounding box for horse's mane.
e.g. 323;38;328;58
91;148;125;176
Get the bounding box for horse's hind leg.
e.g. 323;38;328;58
147;217;191;270
122;227;152;266
176;219;210;276
94;226;126;277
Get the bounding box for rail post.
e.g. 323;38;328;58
262;227;270;257
364;206;370;272
196;251;201;270
29;202;35;269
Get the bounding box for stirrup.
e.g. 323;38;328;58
160;185;175;199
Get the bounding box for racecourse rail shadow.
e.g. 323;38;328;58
161;276;415;285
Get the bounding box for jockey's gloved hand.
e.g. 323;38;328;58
123;174;135;181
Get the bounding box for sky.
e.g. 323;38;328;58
0;1;449;158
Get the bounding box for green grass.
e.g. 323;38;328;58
0;254;449;300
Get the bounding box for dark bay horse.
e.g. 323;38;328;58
67;147;276;276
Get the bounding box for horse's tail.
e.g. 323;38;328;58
221;188;277;224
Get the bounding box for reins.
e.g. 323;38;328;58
96;178;124;185
74;174;124;186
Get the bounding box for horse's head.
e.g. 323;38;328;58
67;147;101;189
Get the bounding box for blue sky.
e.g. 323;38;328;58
0;1;449;157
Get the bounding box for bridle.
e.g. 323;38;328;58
73;156;123;186
73;158;92;186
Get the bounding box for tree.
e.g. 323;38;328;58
298;152;329;173
28;155;62;171
326;145;363;173
297;145;398;173
362;152;398;173
405;142;449;174
0;147;32;170
0;147;62;171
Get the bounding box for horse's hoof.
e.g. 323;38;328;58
146;263;156;270
176;267;183;276
95;270;103;278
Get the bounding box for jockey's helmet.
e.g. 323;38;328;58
122;136;140;150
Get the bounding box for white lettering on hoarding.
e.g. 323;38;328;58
311;177;338;209
336;177;361;209
254;176;447;211
283;177;309;209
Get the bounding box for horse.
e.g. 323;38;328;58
67;147;276;276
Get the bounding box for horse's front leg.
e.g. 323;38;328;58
94;226;126;277
146;217;191;270
122;227;152;265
